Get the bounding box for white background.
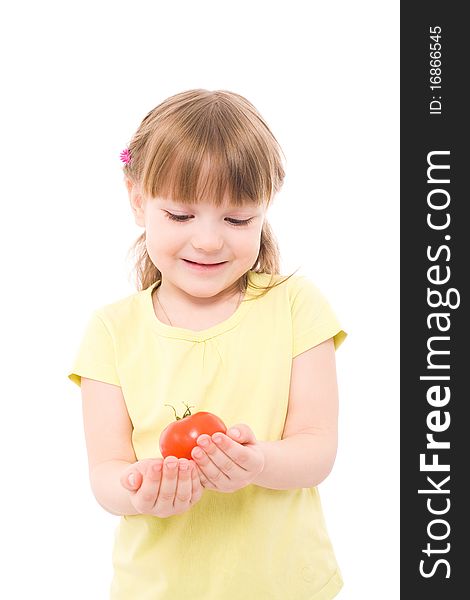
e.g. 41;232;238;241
1;1;399;598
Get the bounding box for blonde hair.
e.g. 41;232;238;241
123;89;300;298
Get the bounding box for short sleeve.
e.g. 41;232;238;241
67;310;120;388
291;277;347;357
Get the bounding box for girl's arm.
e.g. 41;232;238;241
81;377;140;515
190;338;340;492
253;337;339;490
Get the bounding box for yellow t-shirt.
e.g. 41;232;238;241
68;270;347;600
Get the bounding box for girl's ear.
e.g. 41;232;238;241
125;177;146;228
124;176;133;194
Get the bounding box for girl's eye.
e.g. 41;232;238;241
164;212;254;227
227;217;255;227
164;213;190;222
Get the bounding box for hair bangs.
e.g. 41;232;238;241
140;94;278;208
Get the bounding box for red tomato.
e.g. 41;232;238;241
159;410;227;460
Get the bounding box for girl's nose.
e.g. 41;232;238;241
191;228;224;252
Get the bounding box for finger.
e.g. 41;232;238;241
134;461;163;511
195;434;247;479
191;437;233;484
226;424;256;444
172;459;193;510
188;448;211;487
191;460;204;499
194;460;213;489
213;432;258;471
121;467;143;491
156;456;179;510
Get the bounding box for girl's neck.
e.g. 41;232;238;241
152;283;244;330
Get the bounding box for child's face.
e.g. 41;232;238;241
129;182;267;300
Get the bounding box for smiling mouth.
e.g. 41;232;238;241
184;259;227;265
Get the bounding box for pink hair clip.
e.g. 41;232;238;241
120;147;131;165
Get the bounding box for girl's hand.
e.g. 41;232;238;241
191;424;265;493
120;457;203;518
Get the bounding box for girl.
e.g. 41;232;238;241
68;89;347;600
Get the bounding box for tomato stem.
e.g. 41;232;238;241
164;404;178;420
164;402;195;421
181;401;195;419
